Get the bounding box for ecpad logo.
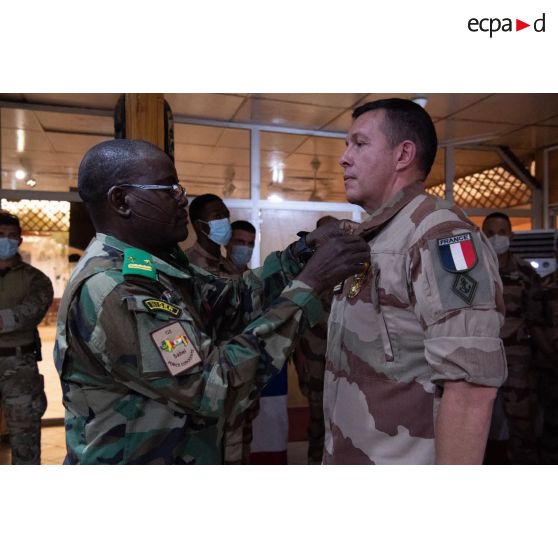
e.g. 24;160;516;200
468;13;546;37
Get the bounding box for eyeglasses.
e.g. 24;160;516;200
117;183;186;200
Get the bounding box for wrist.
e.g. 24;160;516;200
290;231;316;264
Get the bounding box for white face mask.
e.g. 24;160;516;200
201;218;232;246
488;234;510;255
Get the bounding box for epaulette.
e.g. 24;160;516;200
122;248;157;281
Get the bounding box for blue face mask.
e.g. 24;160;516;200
0;238;19;260
230;245;253;268
202;218;232;246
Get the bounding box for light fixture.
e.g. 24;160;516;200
268;193;284;203
411;95;428;109
15;169;27;180
271;162;284;184
26;178;37;188
16;129;25;153
530;261;540;269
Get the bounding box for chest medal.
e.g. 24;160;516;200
347;262;370;299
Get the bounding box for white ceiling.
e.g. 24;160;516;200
1;93;558;203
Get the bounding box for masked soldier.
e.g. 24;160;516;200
482;212;544;464
0;211;53;464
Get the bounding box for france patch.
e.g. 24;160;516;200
437;233;477;273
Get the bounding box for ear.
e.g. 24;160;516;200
394;140;417;172
107;186;132;217
193;219;207;236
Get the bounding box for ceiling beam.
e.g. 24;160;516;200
496;145;542;191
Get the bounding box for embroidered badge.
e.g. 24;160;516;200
122;248;157;280
150;322;201;376
437;233;478;273
143;299;182;317
452;273;478;304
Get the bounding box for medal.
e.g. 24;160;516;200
347;262;370;299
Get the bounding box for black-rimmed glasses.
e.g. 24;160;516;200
117;183;186;200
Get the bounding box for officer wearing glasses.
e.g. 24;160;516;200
54;139;370;464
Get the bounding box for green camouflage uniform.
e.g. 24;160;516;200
538;270;558;463
0;257;53;464
185;241;250;464
498;253;543;464
54;233;322;465
185;242;239;276
292;291;332;464
323;182;507;464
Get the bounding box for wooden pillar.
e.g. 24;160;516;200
124;93;165;150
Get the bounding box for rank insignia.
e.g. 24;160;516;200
122;248;157;280
437;233;478;273
452;273;478;304
143;299;182;317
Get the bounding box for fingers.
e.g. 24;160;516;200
307;219;360;247
338;219;360;235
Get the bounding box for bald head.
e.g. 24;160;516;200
78;139;173;203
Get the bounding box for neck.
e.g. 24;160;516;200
98;226;172;258
498;251;511;269
0;255;18;269
197;234;221;257
363;174;422;214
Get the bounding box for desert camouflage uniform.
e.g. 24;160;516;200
538;270;558;463
185;242;239;276
292;291;332;464
55;233;322;465
323;182;507;464
0;257;53;464
497;253;543;463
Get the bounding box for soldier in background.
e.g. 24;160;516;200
482;212;544;464
537;248;558;463
0;211;53;464
55;139;370;464
185;194;238;276
225;220;256;275
292;215;336;464
324;98;507;464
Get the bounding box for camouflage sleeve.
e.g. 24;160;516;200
204;244;313;340
242;244;307;307
409;215;507;388
0;266;54;333
74;271;322;420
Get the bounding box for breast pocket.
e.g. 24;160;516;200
372;269;395;363
124;295;202;378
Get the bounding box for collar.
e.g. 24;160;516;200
97;233;193;280
190;241;221;265
356;182;425;239
189;242;239;275
0;253;23;273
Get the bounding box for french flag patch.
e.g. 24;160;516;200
437;233;477;273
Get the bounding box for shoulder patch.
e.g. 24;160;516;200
452;274;478;304
123;248;157;280
143;298;182;317
437;233;477;273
